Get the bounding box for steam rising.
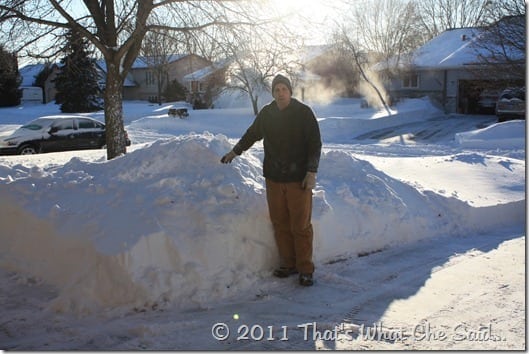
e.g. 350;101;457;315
294;79;346;105
356;68;390;109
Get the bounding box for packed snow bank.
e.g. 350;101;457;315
0;133;524;315
314;150;525;259
0;133;275;314
455;120;526;149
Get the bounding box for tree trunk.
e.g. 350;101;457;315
104;60;127;159
350;39;392;116
251;93;259;115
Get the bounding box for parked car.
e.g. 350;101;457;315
0;116;131;155
496;87;526;122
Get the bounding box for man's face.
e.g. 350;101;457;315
273;83;292;109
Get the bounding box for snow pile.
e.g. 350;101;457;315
0;129;524;315
0;133;273;313
314;150;524;259
455;120;525;149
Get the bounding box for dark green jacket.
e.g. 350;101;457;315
233;98;322;182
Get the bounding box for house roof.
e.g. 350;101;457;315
374;28;485;71
20;54;208;88
183;58;230;81
375;19;525;71
412;28;484;69
183;65;216;81
95;60;136;87
19;61;137;87
130;54;188;69
19;63;49;86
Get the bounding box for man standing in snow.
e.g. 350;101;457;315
221;74;322;286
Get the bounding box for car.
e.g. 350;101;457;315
496;87;526;122
168;107;189;118
0;116;131;155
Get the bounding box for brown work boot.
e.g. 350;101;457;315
273;267;298;278
299;273;313;286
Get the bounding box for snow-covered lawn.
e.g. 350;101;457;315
0;96;525;350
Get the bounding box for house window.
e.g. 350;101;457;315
402;73;419;88
145;71;155;86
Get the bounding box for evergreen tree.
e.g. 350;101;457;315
54;29;102;113
163;79;188;102
0;46;22;107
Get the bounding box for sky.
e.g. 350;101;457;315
0;92;525;350
266;0;346;43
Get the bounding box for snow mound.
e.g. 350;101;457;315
0;133;524;315
0;133;274;314
314;150;524;260
455;120;525;149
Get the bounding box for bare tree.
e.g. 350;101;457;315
336;0;424;110
335;28;392;115
481;0;526;24
470;0;526;82
141;30;184;106
0;0;258;159
416;0;491;40
223;25;302;115
348;0;426;68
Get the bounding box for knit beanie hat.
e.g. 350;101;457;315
272;74;293;94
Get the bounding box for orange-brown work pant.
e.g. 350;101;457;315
265;179;314;275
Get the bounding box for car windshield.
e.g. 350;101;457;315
20;118;55;130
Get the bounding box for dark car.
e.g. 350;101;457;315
0;116;131;155
496;87;526;122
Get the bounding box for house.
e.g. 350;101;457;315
374;17;525;114
182;59;230;108
94;60;142;101
18;64;44;103
19;61;124;104
19;63;57;103
19;53;216;104
117;54;213;102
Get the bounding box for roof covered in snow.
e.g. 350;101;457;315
412;28;484;68
19;61;137;88
373;28;485;71
130;54;188;69
94;60;136;87
183;58;231;81
18;63;57;86
19;54;192;88
375;17;525;71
